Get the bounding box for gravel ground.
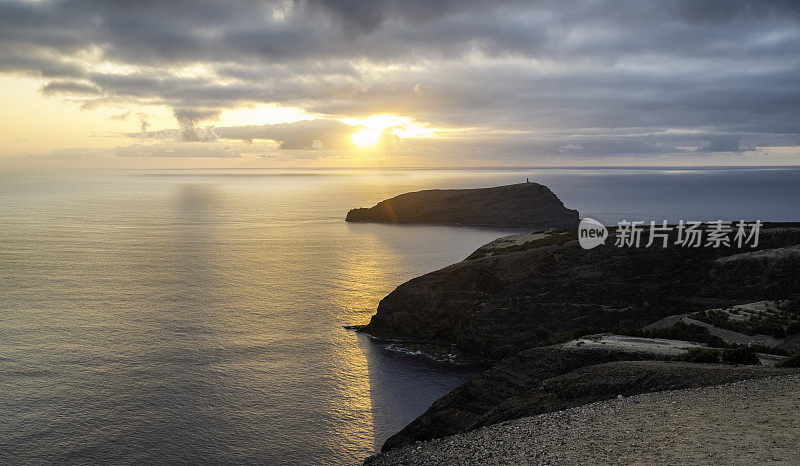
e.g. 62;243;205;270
367;374;800;465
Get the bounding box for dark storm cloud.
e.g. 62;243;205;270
2;0;799;158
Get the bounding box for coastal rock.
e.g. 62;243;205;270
345;183;579;229
380;339;679;452
361;224;800;361
367;373;800;465
364;223;800;458
381;333;776;452
378;352;800;454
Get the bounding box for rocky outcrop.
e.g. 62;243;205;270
345;183;579;229
379;334;789;452
361;222;800;459
361;224;800;362
380;338;680;452
367;372;800;465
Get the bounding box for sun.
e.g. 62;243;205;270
351;128;382;147
343;114;434;148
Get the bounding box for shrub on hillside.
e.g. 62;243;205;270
721;347;760;365
779;295;800;316
746;344;788;356
679;347;721;363
776;353;800;368
693;307;794;338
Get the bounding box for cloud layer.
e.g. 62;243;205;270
3;0;800;160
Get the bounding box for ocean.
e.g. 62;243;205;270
1;167;799;464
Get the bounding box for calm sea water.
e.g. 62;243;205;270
1;167;799;464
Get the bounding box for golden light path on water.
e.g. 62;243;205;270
5;168;798;463
327;237;393;456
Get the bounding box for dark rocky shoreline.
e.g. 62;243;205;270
376;334;799;453
354;220;800;460
361;224;800;362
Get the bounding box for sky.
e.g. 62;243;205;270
1;0;800;168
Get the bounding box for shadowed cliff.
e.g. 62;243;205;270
361;224;800;361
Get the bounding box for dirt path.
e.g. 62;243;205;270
367;374;800;465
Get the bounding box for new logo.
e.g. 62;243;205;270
578;218;608;249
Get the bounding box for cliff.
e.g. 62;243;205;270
377;333;796;452
361;222;800;460
345;182;579;229
360;224;800;361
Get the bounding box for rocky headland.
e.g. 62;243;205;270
360;224;800;361
356;218;800;461
345;182;579;229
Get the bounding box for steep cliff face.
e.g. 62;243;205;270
361;225;800;361
345;183;579;229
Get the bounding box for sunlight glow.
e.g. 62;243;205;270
351;128;382;147
0;75;174;157
342;114;434;147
